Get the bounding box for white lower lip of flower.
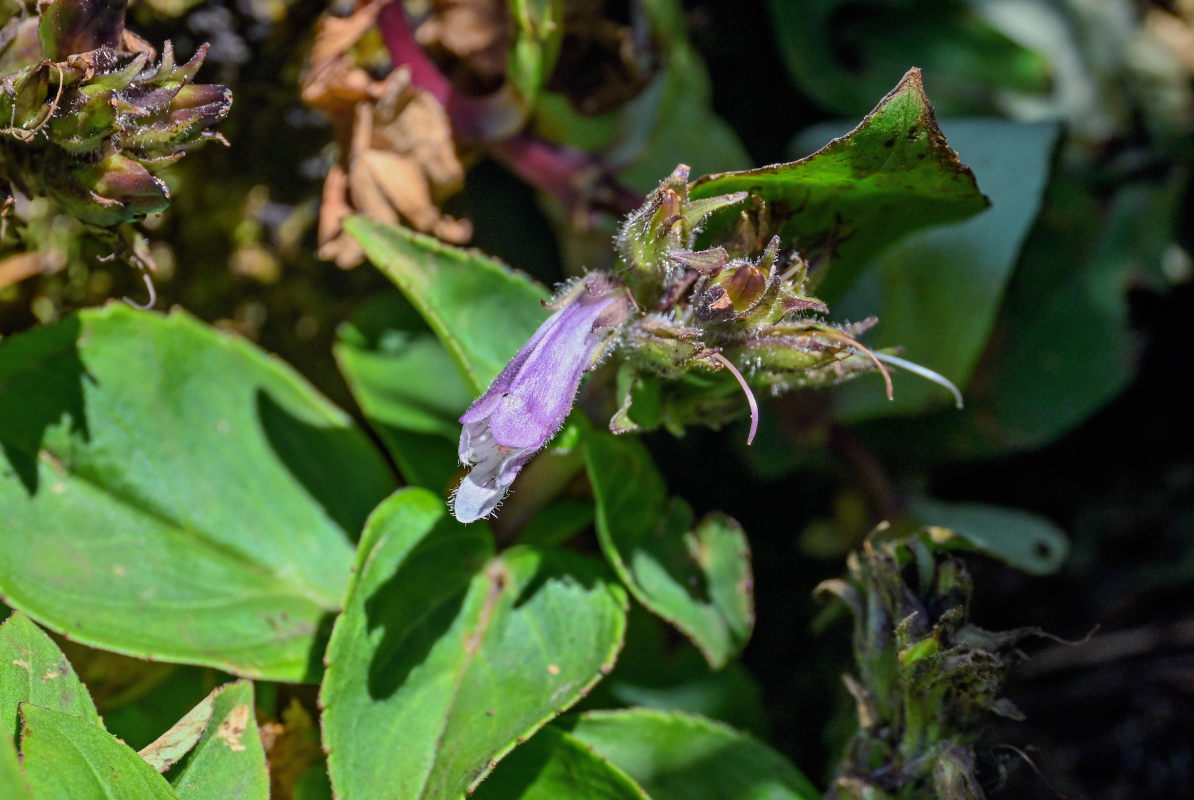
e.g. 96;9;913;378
453;421;530;523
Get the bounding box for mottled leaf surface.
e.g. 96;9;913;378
0;306;395;681
568;709;820;800
168;681;269;800
322;489;627;799
585;432;753;669
0;612;99;744
690;69;988;300
20;704;179;800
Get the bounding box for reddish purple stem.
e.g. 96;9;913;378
375;2;641;217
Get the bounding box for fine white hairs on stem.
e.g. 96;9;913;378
817;329;894;400
873;352;964;409
711;352;759;446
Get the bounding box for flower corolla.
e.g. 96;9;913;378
453;273;632;522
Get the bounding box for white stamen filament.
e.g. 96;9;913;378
711;352;759;446
873;352;964;409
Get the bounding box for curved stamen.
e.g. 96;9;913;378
123;269;157;311
817;329;894;400
711;352;759;446
873;352;964;409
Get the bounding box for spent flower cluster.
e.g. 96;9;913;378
0;0;231;229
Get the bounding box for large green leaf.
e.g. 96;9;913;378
472;725;648;800
321;488;627;799
567;709;821;800
345;216;550;395
335;291;471;492
0;612;99;744
828;119;1059;418
167;682;269;800
0;306;396;682
19;704;179;800
584;432;753;669
689;69;989;300
766;0;1049;115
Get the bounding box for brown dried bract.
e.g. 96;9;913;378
303;2;471;269
416;0;509;94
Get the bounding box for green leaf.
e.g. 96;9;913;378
827;119;1059;419
1;612;100;744
584;432;753;669
344;216;550;395
335;291;471;491
472;725;648;800
167;682;268;800
19;704;179;800
321;488;627;799
689;69;989;300
567;709;821;800
0;306;396;682
874;178;1179;458
909;498;1069;575
581;606;769;737
0;729;32;800
766;0;1049;115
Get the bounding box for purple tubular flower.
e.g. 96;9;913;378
453;274;632;523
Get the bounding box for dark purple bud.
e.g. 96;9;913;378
61;152;170;226
453;274;634;522
38;0;126;60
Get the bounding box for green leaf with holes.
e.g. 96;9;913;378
345;216;550;395
585;432;753;669
20;704;179;799
689;68;988;301
0;306;396;682
909;498;1069;575
321;488;627;799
